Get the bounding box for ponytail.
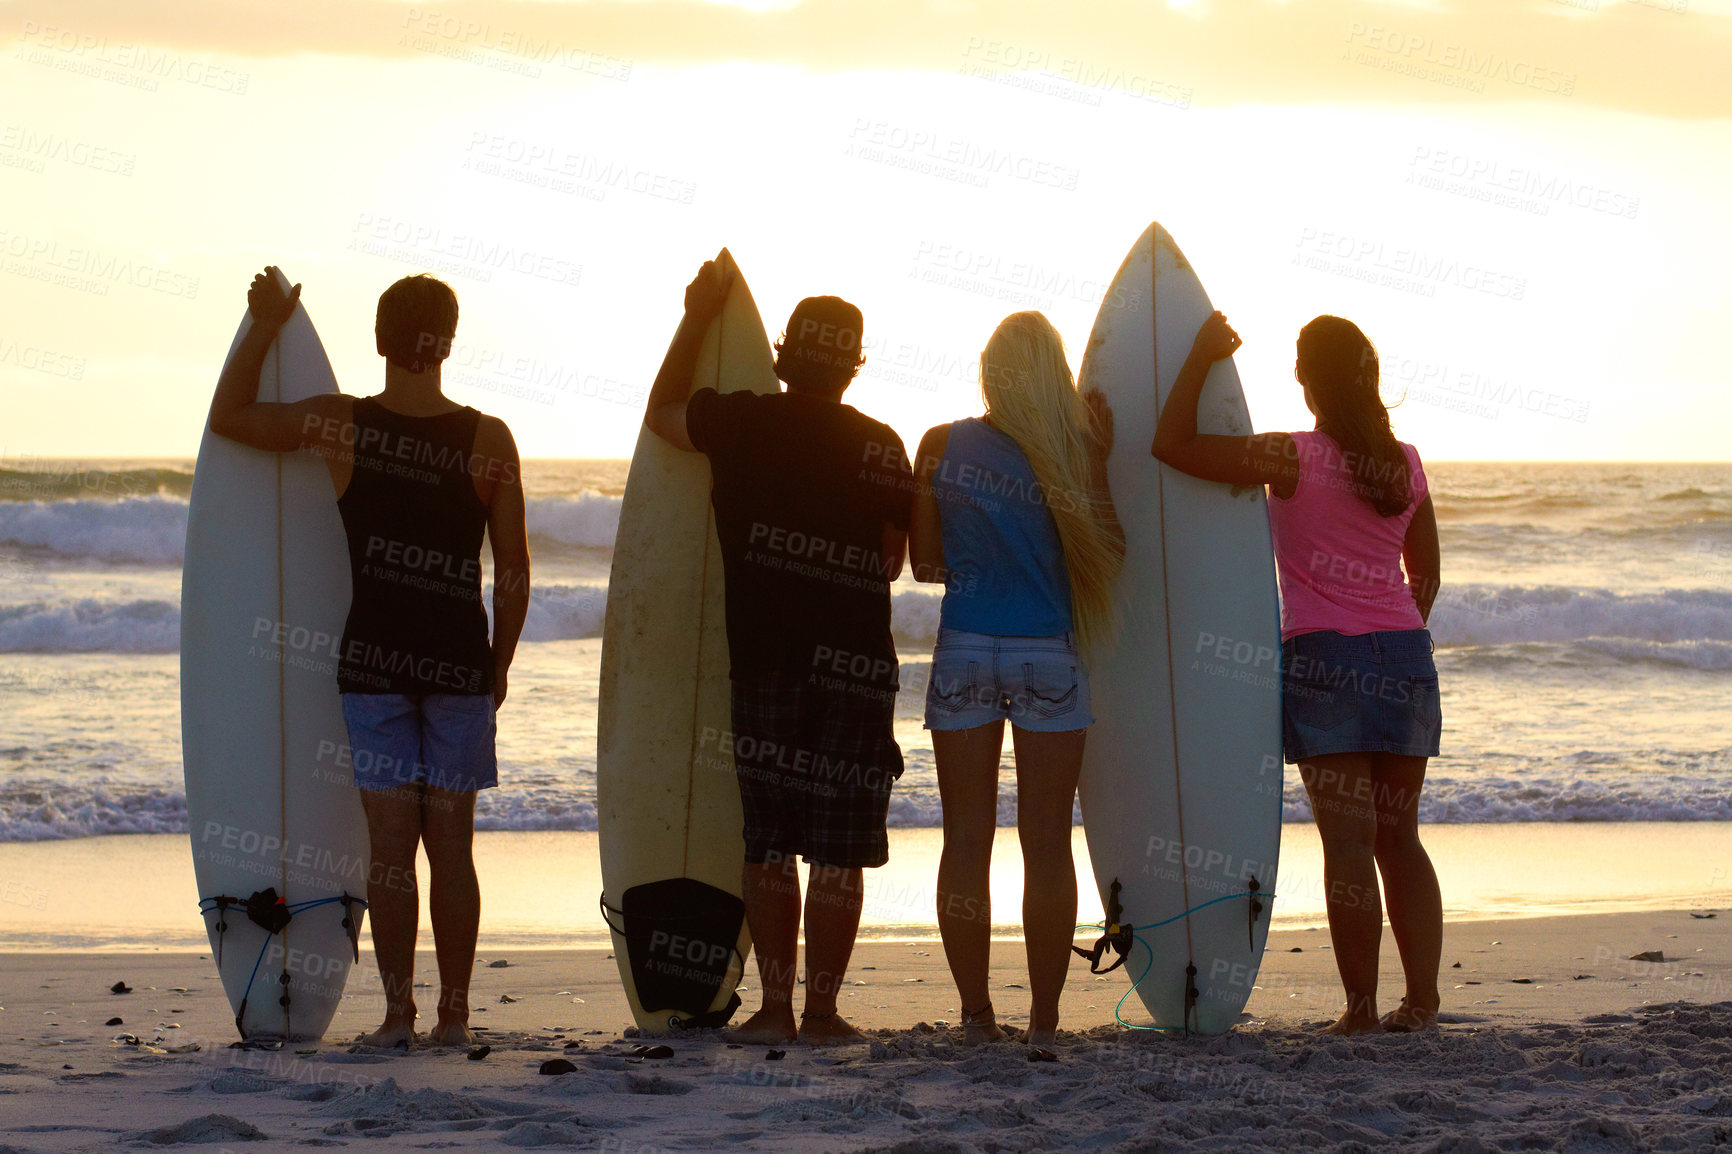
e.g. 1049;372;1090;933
1296;316;1411;518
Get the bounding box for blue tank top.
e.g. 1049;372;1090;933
932;418;1073;636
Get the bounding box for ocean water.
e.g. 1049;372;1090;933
2;458;1730;843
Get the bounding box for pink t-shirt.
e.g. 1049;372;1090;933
1268;431;1428;641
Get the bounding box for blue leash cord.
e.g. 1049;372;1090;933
1075;890;1278;1033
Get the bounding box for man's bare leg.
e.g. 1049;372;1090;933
357;785;424;1046
728;853;801;1044
422;786;480;1046
798;862;866;1046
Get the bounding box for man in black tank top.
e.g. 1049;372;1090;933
646;260;914;1047
209;268;530;1049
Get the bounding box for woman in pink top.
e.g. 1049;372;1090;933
1152;312;1442;1036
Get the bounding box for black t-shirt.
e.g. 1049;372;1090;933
686;388;914;692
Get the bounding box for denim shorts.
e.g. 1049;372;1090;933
924;627;1094;733
339;693;499;792
1281;629;1441;764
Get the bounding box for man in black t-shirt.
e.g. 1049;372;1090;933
645;260;913;1046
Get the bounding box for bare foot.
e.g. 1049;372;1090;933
725;1007;797;1045
1023;1028;1057;1050
428;1018;477;1046
356;1016;416;1049
797;1011;865;1047
961;1005;1006;1047
1323;1010;1384;1036
1380;998;1439;1033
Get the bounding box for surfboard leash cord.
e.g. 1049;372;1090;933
1074;887;1278;1035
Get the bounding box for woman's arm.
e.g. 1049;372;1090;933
1150;312;1298;494
907;425;950;584
1403;495;1440;624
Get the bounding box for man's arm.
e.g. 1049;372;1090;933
480;417;530;707
644;259;733;453
209;267;347;452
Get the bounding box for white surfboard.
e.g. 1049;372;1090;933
1076;223;1283;1034
598;249;775;1033
181;269;370;1041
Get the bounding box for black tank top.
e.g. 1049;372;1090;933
335;399;493;697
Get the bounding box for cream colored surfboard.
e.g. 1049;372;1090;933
1076;223;1283;1034
597;249;776;1032
182;269;370;1041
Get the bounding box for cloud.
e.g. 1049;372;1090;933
6;0;1728;117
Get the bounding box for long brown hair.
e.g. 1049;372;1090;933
1297;316;1411;518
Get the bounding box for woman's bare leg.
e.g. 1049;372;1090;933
1371;754;1441;1029
934;722;1004;1041
1010;726;1086;1048
1299;752;1383;1034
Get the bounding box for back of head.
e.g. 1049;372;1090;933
774;296;866;393
978;311;1122;649
376;274;459;374
1296;315;1411;518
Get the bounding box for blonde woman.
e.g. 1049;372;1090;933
909;312;1122;1057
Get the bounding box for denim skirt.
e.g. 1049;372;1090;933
1281;628;1441;763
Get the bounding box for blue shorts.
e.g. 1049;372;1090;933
923;628;1094;733
1281;629;1441;764
339;693;499;793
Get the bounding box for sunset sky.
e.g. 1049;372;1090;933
1;0;1727;460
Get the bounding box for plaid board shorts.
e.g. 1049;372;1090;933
729;671;904;869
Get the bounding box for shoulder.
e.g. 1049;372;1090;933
1400;439;1428;490
472;410;516;442
916;423;954;455
688;385;755;420
842;403;910;454
471;412;520;460
307;393;356;419
913;423;954;480
683;385;724;427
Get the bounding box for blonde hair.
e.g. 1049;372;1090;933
979;312;1123;650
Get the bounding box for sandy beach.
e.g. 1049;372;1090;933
3;908;1728;1152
